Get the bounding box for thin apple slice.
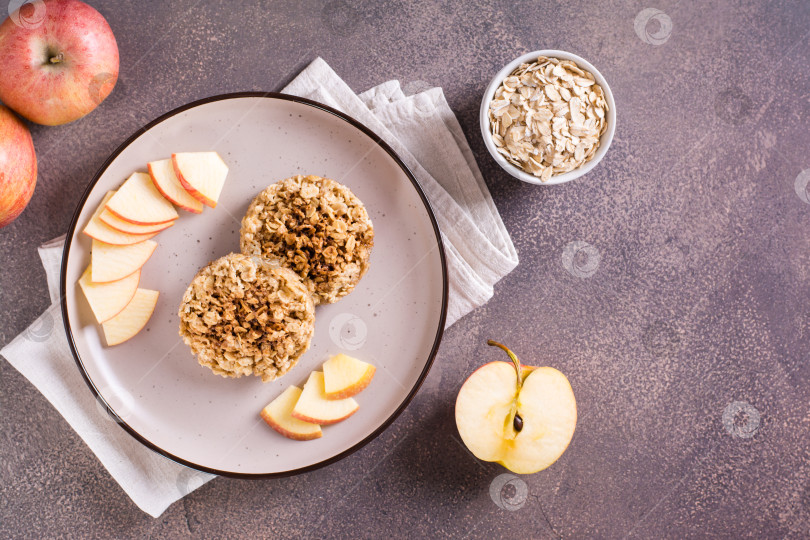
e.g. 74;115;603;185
105;172;179;225
261;386;323;441
91;238;157;283
99;207;174;234
292;371;359;425
78;265;140;323
322;353;376;400
148;159;204;213
172;152;228;208
101;288;159;346
83;192;158;245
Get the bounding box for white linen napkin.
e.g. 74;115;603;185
0;57;517;517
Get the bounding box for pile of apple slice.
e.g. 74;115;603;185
79;152;229;346
261;354;376;440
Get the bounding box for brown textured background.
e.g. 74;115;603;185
2;0;810;537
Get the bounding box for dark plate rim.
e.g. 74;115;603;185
59;91;449;478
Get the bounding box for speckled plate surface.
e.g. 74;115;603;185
60;93;447;477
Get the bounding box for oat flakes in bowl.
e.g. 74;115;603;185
178;253;315;382
480;50;615;185
240;175;374;305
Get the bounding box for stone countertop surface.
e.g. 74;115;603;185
2;0;809;537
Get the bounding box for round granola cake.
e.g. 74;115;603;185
178;253;315;382
240;175;374;305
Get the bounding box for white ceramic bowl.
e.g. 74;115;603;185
480;50;616;186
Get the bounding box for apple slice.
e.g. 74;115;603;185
292;371;359;425
455;341;577;475
322;354;376;399
91;238;157;283
78;265;140;323
83;192;159;245
172;152;228;208
101;288;159;346
148;158;204;213
105;172;179;225
261;386;323;441
99;207;174;235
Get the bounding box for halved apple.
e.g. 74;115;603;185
91;238;157;283
292;371;359;425
105;172;179;225
99;207;174;235
101;288;159;346
261;386;323;441
78;265;140;323
172;152;228;208
455;341;577;475
83;192;158;246
148;158;204;214
322;353;376;400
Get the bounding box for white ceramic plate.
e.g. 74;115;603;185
60;93;447;477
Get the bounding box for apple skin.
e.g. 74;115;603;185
0;0;119;125
324;366;375;400
0;104;37;228
172;155;217;208
260;408;322;441
147;161;203;214
260;386;323;441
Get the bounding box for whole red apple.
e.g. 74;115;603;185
0;104;37;228
0;0;119;126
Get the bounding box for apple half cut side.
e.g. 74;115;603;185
172;152;228;208
455;341;577;475
78;265;140;324
101;288;159;346
83;192;159;246
322;353;376;400
99;206;174;235
105;172;179;225
91;238;157;283
261;386;323;441
291;371;359;425
148;159;204;214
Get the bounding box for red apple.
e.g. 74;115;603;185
0;104;37;228
0;0;119;126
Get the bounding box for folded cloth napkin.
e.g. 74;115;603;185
0;57;517;518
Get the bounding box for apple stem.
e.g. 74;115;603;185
49;52;64;64
487;340;523;392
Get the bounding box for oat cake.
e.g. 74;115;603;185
178;253;315;382
240;175;374;305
